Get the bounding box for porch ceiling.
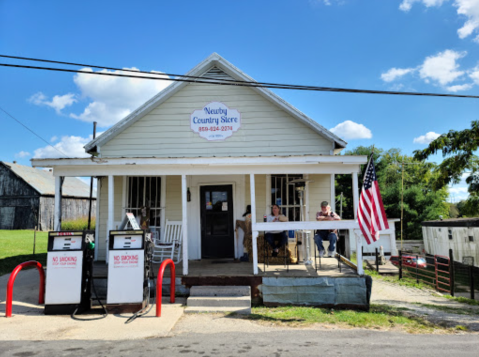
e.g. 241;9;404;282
31;155;367;177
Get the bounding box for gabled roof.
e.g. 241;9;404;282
84;53;347;153
1;161;94;198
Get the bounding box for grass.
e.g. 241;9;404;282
440;294;479;306
0;230;48;276
61;216;95;231
364;267;436;290
239;304;459;333
412;303;479;315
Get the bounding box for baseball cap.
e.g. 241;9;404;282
321;201;329;207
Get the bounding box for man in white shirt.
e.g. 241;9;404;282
314;201;341;257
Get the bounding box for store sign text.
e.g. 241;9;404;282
191;102;241;141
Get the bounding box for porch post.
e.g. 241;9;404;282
330;174;336;212
250;174;258;275
106;175;114;264
94;178;100;261
355;230;364;275
160;175;166;241
54;176;64;231
352;172;359;219
181;174;188;276
352;172;364;274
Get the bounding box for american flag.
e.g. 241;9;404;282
357;156;389;244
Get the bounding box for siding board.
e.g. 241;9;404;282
101;77;332;158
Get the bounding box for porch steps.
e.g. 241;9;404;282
185;286;251;314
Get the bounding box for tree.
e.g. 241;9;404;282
335;145;383;220
336;146;449;239
413;120;479;210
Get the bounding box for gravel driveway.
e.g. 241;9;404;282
371;278;479;331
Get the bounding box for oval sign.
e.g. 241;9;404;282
191;102;241;141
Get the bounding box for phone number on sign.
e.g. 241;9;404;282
198;126;233;132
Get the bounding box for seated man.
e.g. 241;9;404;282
265;204;289;257
314;201;341;257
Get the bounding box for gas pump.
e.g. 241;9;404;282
44;231;95;315
107;230;152;311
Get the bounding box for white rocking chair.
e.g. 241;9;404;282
152;220;183;264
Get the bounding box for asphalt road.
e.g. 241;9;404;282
1;329;478;357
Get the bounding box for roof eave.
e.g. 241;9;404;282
84;53;347;151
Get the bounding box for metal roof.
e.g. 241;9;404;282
1;161;95;198
422;217;479;227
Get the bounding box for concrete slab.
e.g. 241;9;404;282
190;285;251;297
0;269;185;341
187;296;250;307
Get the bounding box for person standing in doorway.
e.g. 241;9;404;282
314;201;341;257
265;204;289;257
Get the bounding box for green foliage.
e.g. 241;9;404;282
336;146;449;239
413;120;479;212
61;216;96;231
441;294;479;306
448;203;460;218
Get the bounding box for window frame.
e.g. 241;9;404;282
270;174;304;222
123;176;163;240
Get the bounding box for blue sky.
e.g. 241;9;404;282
1;0;478;201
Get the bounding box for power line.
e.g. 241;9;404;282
0;106;68;158
1;57;479;99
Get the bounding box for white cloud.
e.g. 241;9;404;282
69;67;171;127
400;0;449;12
400;1;479;42
28;92;77;114
33;135;92;159
446;83;474;91
469;65;479;83
329;120;372;140
50;136;58;142
456;0;479;39
419;50;466;85
381;67;416;82
14;151;31;158
413;131;441;144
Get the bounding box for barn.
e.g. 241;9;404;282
0;161;96;231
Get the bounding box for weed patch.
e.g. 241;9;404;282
61;217;95;231
440;295;479;306
238;304;454;333
413;303;479;315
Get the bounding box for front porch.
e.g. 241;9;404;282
32;155;368;277
91;257;365;308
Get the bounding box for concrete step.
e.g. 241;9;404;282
190;285;251;297
184;306;251;314
187;296;251;308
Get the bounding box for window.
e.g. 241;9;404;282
469;235;474;242
125;177;162;236
271;174;303;221
448;229;453;240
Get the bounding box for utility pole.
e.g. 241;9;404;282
87;121;97;230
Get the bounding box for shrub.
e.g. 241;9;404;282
61;216;96;231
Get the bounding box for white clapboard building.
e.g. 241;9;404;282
31;53;398;284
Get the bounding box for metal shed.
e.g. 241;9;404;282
0;161;96;230
422;218;479;267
